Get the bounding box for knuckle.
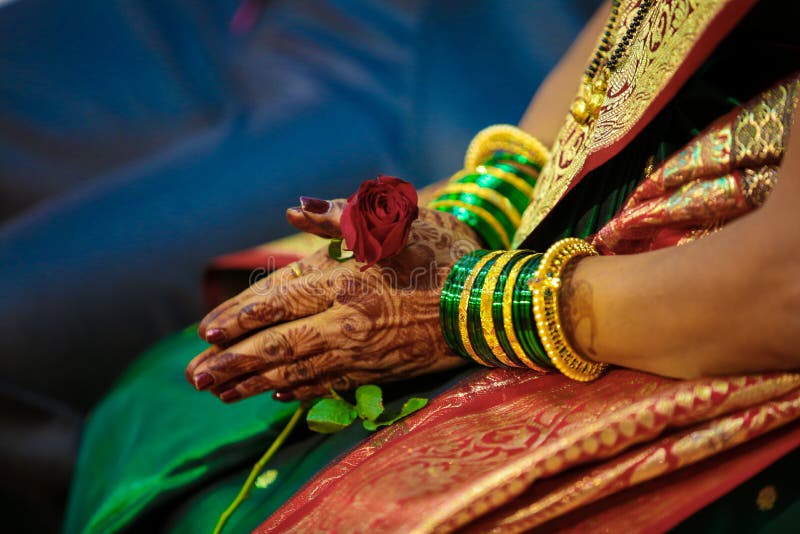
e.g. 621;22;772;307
291;358;317;382
256;330;293;361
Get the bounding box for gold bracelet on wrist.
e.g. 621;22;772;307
530;238;608;382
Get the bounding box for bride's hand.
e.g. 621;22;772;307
185;198;481;402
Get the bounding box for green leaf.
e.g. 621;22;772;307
328;239;354;263
362;397;428;431
355;385;384;422
306;398;358;434
254;469;278;489
399;397;428;418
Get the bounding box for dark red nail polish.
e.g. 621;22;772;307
205;328;226;343
272;390;295;402
300;196;330;214
220;389;241;403
194;372;214;390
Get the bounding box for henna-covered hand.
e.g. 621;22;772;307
186;198;481;402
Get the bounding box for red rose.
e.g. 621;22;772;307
340;175;419;270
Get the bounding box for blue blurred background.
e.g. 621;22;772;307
0;0;597;530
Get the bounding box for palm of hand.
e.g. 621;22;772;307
186;201;481;402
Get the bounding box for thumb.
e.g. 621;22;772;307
286;197;346;238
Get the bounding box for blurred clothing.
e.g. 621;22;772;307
0;0;595;409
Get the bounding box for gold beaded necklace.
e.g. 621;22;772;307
570;0;654;125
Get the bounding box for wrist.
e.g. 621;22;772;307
558;255;602;363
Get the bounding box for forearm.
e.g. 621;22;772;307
564;223;796;377
564;110;800;378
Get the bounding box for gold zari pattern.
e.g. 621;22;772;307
514;0;748;247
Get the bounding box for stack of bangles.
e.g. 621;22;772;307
431;125;608;381
427;125;548;250
440;240;608;381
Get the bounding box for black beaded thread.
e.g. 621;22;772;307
586;0;621;79
586;0;654;78
607;0;653;71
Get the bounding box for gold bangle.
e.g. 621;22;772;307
438;182;523;227
503;253;550;373
458;250;505;366
427;199;511;248
479;251;525;368
530;238;607;381
464;125;550;170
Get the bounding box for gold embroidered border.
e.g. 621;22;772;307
514;0;744;247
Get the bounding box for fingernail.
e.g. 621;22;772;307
272;390;295;402
194;372;215;389
220;389;241;403
205;328;226;343
300;196;330;214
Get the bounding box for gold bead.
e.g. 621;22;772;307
588;91;605;114
571;97;590;124
592;74;608;94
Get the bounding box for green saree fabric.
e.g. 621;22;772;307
64;327;298;533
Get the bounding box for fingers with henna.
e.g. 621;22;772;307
198;264;301;341
188;312;344;391
286;198;346;239
219;369;382;403
198;264;341;344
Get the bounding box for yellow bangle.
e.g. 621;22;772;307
464;125;550;171
530;238;607;381
474;164;535;198
479;251;525;368
458;250;505;366
502;253;550;373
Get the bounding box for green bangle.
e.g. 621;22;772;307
513;258;552;368
430;202;510;249
486;152;543;174
434;192;517;240
443;249;554;370
465;253;505;367
486;161;538;189
440;250;486;359
490;252;532;368
455;172;531;214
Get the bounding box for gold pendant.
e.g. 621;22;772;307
570;71;608;125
